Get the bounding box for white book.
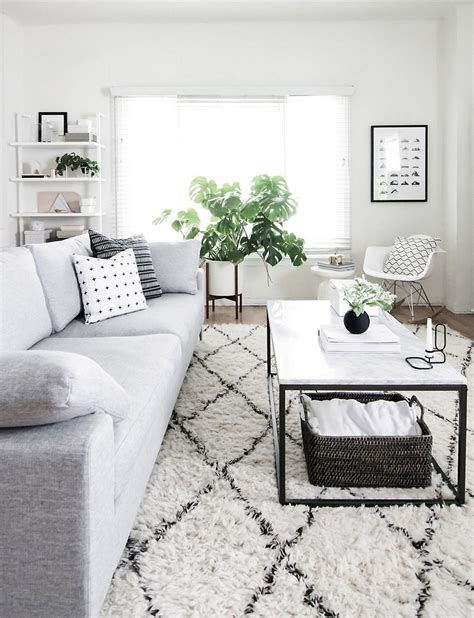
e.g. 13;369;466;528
319;324;400;353
60;224;85;232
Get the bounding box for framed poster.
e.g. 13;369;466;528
38;112;68;142
371;125;427;202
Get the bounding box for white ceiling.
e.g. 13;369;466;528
1;0;466;25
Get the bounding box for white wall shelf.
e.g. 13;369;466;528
10;142;104;148
12;112;105;245
11;177;106;182
10;212;106;218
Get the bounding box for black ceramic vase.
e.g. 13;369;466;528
343;310;370;334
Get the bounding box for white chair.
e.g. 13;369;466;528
363;235;445;321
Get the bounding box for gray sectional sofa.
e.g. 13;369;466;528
0;234;204;617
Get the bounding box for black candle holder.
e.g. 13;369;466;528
405;324;447;370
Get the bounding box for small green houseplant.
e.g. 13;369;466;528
55;153;99;177
343;277;396;333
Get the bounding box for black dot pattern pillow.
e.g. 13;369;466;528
72;249;147;324
383;236;438;277
88;230;162;299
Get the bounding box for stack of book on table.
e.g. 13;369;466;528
317;259;355;272
319;323;400;353
56;224;85;239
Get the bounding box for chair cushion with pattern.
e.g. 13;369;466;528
383;236;438;277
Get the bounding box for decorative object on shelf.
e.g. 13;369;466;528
66;119;97;142
371;125;427;202
342;277;396;334
55;152;99;177
49;194;71;213
65;132;97;143
24;229;51;244
405;319;447;370
48;168;57;178
155;175;306;317
79;197;97;214
23;160;42;175
30;220;45;231
56;224;86;239
38;191;80;213
38;112;67;142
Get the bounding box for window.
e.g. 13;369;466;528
115;94;350;251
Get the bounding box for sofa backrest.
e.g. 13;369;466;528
28;234;91;332
0;247;53;351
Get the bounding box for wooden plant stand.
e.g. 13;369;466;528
205;262;243;320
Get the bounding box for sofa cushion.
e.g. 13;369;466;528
72;249;147;324
149;239;200;294
33;333;183;498
0;247;52;351
52;291;203;360
0;351;131;427
89;230;162;299
383;236;438;277
28;234;91;332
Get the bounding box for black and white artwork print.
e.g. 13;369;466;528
371;125;427;202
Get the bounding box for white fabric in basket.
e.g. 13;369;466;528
301;396;421;437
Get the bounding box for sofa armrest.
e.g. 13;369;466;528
197;267;204;293
0;413;115;617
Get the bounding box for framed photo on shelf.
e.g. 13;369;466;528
38;112;68;142
371;125;427;202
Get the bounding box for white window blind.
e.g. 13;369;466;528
114;95;350;251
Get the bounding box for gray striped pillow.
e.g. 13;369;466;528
88;230;162;299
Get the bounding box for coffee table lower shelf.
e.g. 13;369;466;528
268;374;467;507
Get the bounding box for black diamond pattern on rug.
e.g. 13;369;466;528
102;324;473;617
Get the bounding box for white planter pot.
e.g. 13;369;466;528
208;261;243;296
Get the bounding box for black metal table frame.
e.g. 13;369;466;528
266;311;468;507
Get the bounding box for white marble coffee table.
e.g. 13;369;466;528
266;300;468;507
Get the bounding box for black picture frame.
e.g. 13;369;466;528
371;125;428;203
38;112;68;142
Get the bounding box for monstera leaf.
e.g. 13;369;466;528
154;174;307;270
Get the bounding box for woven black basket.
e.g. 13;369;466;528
300;392;432;488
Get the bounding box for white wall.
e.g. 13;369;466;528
1;14;24;247
9;19;449;303
439;5;474;313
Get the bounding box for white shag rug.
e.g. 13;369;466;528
102;323;473;617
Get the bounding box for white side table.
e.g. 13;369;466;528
310;265;356;300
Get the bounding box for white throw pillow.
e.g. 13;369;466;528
72;248;147;324
0;350;131;427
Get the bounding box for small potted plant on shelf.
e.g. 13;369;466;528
154;175;306;296
55;153;99;177
343;277;396;334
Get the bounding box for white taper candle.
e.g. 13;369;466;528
426;317;433;351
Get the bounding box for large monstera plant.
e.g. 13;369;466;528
154;175;306;272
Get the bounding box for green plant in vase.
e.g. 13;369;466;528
343;277;396;334
55;153;99;177
154;175;306;294
154;174;306;295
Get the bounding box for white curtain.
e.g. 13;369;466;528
114;95;350;251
